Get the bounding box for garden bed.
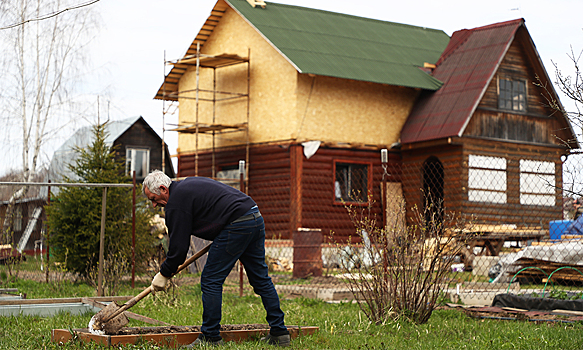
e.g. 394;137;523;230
52;324;318;347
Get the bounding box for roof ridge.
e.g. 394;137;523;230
466;18;524;32
261;1;445;33
436;18;523;67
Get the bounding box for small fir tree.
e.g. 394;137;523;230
46;122;156;277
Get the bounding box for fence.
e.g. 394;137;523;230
0;181;135;297
2;152;583;305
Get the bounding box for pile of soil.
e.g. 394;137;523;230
79;324;273;335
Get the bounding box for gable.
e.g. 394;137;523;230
464;34;575;145
401;19;578;149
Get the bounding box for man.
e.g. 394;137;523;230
143;170;290;347
573;198;582;220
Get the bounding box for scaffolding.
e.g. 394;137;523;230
161;43;250;180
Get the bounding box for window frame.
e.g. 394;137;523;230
519;159;556;207
497;77;527;112
467;154;507;204
333;160;373;206
125;147;150;179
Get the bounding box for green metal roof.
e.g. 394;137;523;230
226;0;449;90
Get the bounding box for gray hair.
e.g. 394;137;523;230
142;170;172;195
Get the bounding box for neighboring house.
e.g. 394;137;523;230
154;0;577;241
0;117;175;253
49;116;175;186
0;170;48;254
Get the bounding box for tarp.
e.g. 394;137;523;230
566;215;583;235
489;241;583;283
492;293;583;311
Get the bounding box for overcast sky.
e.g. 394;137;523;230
2;0;583;177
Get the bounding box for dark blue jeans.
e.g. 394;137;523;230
200;207;288;340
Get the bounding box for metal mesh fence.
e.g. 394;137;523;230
2;151;583;306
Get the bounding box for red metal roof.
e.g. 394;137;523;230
401;19;524;144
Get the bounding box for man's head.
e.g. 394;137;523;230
143;170;172;208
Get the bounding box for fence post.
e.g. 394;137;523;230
132;171;136;289
98;187;107;297
239;160;245;297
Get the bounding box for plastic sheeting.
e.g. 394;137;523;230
489;241;583;283
492;293;583;311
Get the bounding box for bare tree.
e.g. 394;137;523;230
0;0;99;240
535;47;583;201
552;49;583;199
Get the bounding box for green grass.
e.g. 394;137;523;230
2;277;583;349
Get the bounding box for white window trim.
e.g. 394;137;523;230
126;147;150;179
519;159;555;206
468;155;507;204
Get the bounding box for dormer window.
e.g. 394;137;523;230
498;78;526;112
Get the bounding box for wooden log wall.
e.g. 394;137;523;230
462;139;564;228
401;144;464;229
176;144;387;242
478;30;547;117
300;147;385;242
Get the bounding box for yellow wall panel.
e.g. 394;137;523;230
295;74;418;145
177;6;298;152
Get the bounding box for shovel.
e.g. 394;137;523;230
88;243;211;335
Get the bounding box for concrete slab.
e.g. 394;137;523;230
0;302;100;317
276;285;355;301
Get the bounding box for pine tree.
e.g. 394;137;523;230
46;123;156;277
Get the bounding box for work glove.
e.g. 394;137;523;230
151;272;170;292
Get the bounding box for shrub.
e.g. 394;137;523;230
334;195;469;324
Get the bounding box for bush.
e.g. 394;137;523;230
334;195;469;324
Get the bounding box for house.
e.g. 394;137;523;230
154;0;577;243
49;116;175;185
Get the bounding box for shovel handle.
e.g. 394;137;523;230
102;243;212;322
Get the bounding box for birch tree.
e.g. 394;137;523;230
0;0;99;240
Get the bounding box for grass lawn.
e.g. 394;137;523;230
1;276;583;349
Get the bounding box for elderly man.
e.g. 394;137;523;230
143;170;290;347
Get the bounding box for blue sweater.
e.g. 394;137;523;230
160;177;255;277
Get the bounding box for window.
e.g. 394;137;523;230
334;162;370;203
520;160;555;206
498;78;526;112
468;155;507;204
126;148;150;179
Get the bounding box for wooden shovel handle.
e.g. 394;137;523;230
103;243;212;322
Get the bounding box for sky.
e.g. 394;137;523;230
2;0;583;177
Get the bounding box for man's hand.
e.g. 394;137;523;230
151;272;170;292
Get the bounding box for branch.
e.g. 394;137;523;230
0;0;100;30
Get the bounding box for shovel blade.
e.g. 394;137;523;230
90;301;129;335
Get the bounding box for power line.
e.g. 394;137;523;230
0;0;101;30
